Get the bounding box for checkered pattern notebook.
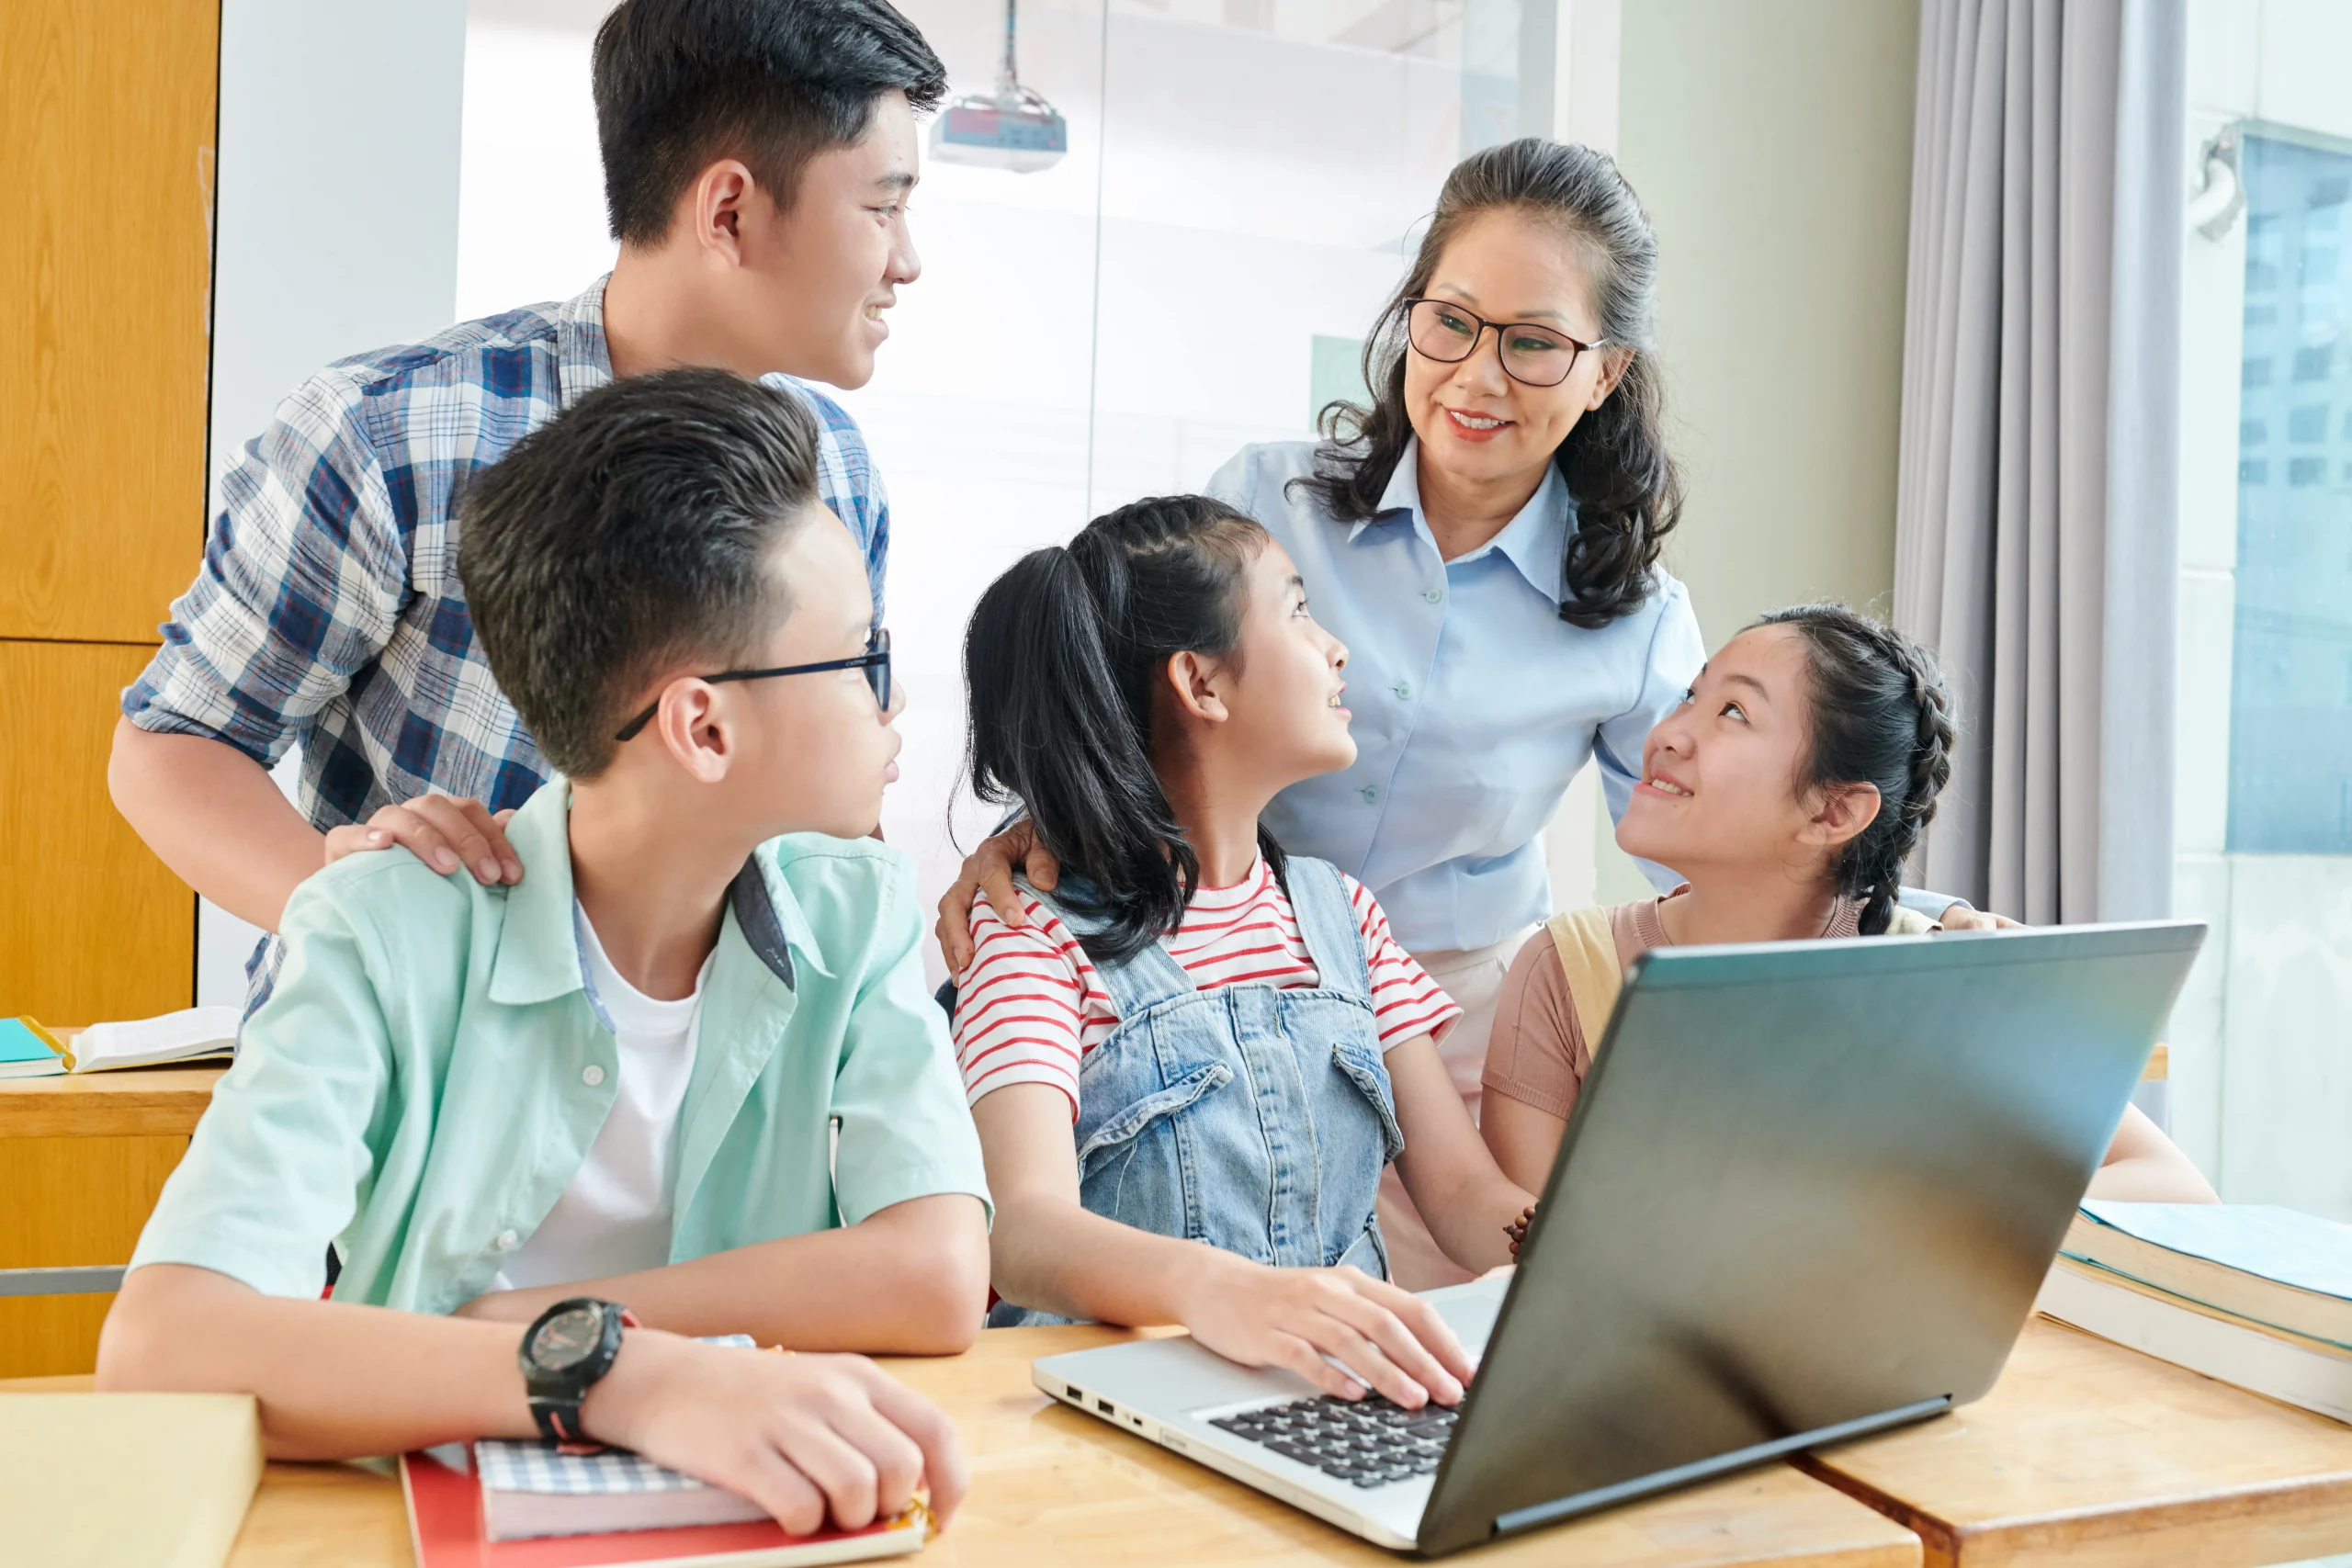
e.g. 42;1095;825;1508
475;1336;769;1539
476;1440;736;1501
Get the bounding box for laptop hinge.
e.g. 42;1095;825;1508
1488;1395;1952;1539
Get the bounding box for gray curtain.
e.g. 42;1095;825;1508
1893;0;2188;924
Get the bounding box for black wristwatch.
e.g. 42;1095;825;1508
519;1297;629;1443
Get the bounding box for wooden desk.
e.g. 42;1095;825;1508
1800;1315;2352;1567
0;1065;224;1377
6;1328;1924;1567
0;1063;224;1138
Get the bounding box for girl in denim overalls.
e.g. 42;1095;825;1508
953;496;1535;1410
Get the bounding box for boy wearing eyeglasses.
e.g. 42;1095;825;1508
98;371;990;1537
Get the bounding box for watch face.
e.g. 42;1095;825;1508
531;1305;604;1371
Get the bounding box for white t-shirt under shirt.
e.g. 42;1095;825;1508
951;856;1461;1120
492;906;711;1292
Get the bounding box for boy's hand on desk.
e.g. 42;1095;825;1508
583;1331;967;1534
324;795;521;886
1175;1253;1473;1411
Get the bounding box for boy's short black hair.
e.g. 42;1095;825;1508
594;0;946;243
460;368;825;779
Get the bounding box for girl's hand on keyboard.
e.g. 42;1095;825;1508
1175;1253;1473;1409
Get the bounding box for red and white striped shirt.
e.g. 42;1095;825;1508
952;858;1461;1119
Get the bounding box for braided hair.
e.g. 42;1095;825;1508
962;496;1289;965
1757;605;1955;936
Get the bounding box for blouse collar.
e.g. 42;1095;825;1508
1360;435;1574;608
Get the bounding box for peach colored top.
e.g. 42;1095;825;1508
1480;891;1873;1121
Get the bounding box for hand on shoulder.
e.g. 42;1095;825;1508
934;819;1062;972
1935;906;2024;932
322;795;521;886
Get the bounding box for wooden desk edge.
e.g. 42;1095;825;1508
1797;1447;2352;1563
0;1065;226;1137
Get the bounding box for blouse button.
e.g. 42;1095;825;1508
496;1229;519;1250
582;1064;606;1087
1423;588;1442;604
1393;681;1413;700
1361;785;1379;804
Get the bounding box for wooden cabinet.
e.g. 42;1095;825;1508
0;642;198;1026
0;0;215;1034
0;0;220;645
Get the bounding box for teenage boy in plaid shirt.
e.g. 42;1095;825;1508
111;0;937;1005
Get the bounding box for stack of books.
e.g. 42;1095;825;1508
402;1442;931;1568
2036;1200;2352;1423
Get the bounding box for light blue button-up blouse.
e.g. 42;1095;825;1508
1207;438;1704;956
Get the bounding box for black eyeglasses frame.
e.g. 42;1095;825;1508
612;628;892;743
1401;297;1611;389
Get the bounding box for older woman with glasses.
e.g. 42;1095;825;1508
938;138;1983;1289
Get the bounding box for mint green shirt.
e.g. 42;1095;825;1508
130;782;990;1313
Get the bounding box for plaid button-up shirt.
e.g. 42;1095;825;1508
124;275;889;997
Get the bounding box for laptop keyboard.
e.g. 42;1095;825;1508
1207;1394;1457;1488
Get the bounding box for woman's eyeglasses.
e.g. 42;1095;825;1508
613;628;892;743
1403;298;1610;389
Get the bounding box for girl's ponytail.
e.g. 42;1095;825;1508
1758;605;1956;936
963;495;1274;964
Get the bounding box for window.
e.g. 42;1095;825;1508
2227;132;2352;855
2174;0;2352;1223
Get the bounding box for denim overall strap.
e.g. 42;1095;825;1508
1010;874;1198;1021
1277;857;1373;1003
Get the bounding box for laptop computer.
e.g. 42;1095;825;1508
1031;919;2206;1555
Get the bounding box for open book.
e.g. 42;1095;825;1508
35;1006;241;1075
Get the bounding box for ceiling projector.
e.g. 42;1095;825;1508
932;0;1068;174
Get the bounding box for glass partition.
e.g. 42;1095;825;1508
452;0;1554;977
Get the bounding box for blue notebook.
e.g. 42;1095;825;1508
0;1018;66;1079
2079;1201;2352;1301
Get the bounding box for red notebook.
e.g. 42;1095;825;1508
401;1448;930;1568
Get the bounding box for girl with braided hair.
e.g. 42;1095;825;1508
949;494;1537;1413
1478;604;2215;1213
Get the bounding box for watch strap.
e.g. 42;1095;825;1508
528;1393;592;1444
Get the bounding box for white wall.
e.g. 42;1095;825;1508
1577;0;1920;902
196;0;467;1006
